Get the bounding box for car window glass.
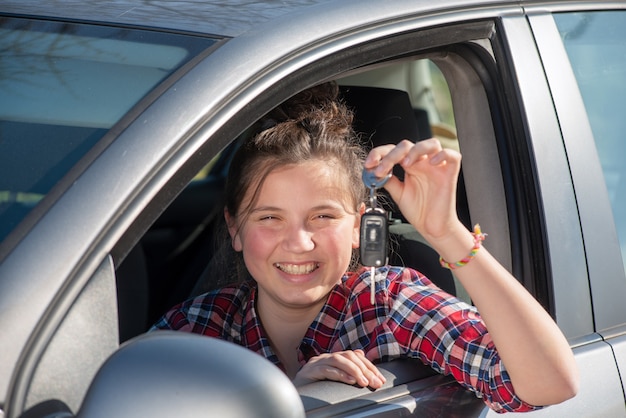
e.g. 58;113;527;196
0;17;217;242
555;11;626;274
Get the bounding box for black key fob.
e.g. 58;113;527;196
360;208;388;267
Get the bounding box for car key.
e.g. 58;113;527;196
360;168;391;303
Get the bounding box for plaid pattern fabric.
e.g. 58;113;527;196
152;266;539;413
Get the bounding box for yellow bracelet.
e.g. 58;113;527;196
439;224;486;270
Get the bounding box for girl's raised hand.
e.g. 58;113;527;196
364;138;463;240
293;349;386;389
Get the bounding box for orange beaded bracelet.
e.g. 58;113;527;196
439;224;487;270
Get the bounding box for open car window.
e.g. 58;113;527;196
135;57;470;335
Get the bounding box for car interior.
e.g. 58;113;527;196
116;57;471;343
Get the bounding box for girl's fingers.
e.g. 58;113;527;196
348;350;386;386
400;138;443;168
365;138;448;176
365;139;462;234
364;144;396;169
366;140;414;177
297;350;386;388
323;351;382;387
380;174;404;201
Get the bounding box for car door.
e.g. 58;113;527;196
531;4;626;412
482;4;626;417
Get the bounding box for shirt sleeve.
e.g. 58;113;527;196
385;267;541;413
150;301;195;332
149;285;250;338
149;292;225;335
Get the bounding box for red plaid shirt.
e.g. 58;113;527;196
152;265;539;413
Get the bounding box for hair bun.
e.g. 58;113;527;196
265;82;346;123
265;81;352;140
280;82;340;119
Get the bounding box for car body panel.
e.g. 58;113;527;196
496;8;626;414
22;257;119;412
485;341;626;417
610;331;626;403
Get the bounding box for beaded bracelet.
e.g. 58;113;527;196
439;224;487;270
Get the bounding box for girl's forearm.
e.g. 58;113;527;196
428;227;579;406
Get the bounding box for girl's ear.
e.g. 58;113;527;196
358;202;366;216
224;208;243;252
352;203;365;249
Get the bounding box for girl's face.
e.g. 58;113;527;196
227;160;360;313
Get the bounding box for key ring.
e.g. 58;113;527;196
362;168;392;208
362;168;392;190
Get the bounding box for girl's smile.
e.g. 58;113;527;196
274;262;320;275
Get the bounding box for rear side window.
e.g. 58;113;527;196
0;17;217;241
555;11;626;274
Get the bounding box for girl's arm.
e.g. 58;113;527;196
365;139;579;407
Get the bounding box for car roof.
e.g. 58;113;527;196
1;0;337;37
5;0;579;38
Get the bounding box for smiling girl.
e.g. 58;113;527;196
152;82;578;413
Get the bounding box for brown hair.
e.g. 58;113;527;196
225;82;367;223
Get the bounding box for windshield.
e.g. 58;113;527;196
0;17;218;242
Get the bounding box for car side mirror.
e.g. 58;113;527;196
78;331;305;418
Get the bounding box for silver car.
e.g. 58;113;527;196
1;0;626;416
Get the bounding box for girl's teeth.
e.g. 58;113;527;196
275;263;318;274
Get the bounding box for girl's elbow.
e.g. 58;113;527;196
537;365;580;406
555;354;580;402
545;350;580;405
557;368;580;403
516;363;580;407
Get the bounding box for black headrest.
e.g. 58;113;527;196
339;85;423;149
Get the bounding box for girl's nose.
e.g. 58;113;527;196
282;224;315;253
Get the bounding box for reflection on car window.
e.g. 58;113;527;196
555;11;626;274
0;17;217;242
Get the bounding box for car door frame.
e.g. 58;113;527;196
526;0;626;411
486;3;626;417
